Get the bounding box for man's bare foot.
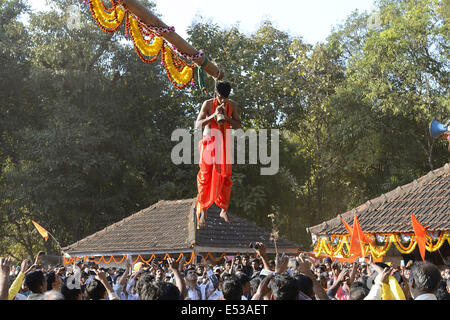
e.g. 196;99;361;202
220;210;231;224
199;210;207;228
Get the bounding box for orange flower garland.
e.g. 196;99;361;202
89;0;125;33
87;0;196;89
162;44;195;89
126;14;164;63
64;251;200;266
312;231;450;258
425;231;447;252
369;234;393;258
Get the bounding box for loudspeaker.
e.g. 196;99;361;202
430;120;449;139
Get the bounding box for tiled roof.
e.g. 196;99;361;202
64;199;300;255
307;163;450;236
63;199;196;255
196;204;300;251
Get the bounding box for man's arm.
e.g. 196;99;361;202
0;257;11;300
8;259;37;300
251;273;274;300
297;256;329;300
252;242;271;271
167;258;187;299
326;268;349;300
224;101;242;129
195;100;216;130
94;270;120;300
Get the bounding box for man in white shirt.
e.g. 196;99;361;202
185;266;218;300
408;261;441;300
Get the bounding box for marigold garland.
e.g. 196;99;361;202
162;44;195;89
89;0;125;32
425;231;447;252
392;233;416;254
313;231;450;258
203;252;227;263
88;0;197;89
126;14;164;63
63;251;206;266
369;234;393;258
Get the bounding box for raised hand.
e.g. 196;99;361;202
167;257;179;272
275;253;289;274
0;257;12;300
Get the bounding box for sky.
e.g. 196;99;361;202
28;0;377;44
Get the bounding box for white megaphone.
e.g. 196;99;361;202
430;120;450;139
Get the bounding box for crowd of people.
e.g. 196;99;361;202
1;242;449;301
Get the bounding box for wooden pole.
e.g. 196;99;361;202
122;0;224;81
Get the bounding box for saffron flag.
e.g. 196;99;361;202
340;215;353;236
341;214;375;247
349;214;366;258
411;213;427;261
32;220;49;242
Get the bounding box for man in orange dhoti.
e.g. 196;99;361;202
195;81;242;228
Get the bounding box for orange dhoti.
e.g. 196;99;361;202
196;99;233;216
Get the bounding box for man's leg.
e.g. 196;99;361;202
216;176;233;224
196;140;215;228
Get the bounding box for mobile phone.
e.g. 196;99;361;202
400;260;405;267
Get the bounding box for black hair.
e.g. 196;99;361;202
60;283;81;300
222;275;243;300
46;271;56;291
215;81;231;98
221;272;232;281
410;261;442;294
25;270;45;293
85;279;106;300
436;280;450;300
235;272;250;286
272;274;300;300
250;277;261;294
349;286;369;300
140;281;181;300
293;273;313;298
136;273;155;298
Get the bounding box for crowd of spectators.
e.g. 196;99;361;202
1;242;449;301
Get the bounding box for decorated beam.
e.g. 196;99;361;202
88;0;224;89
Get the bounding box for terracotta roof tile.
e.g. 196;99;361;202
307;163;450;236
64;199;300;256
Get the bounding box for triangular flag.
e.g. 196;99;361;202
349;214;366;258
32;220;49;242
411;213;427;261
340;215;353;236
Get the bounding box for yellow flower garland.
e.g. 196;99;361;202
369;234;393;258
128;15;164;59
90;0;125;32
88;0;195;90
425;231;447;252
163;45;194;88
392;234;417;254
313;231;450;258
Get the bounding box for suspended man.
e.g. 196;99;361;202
195;81;242;228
